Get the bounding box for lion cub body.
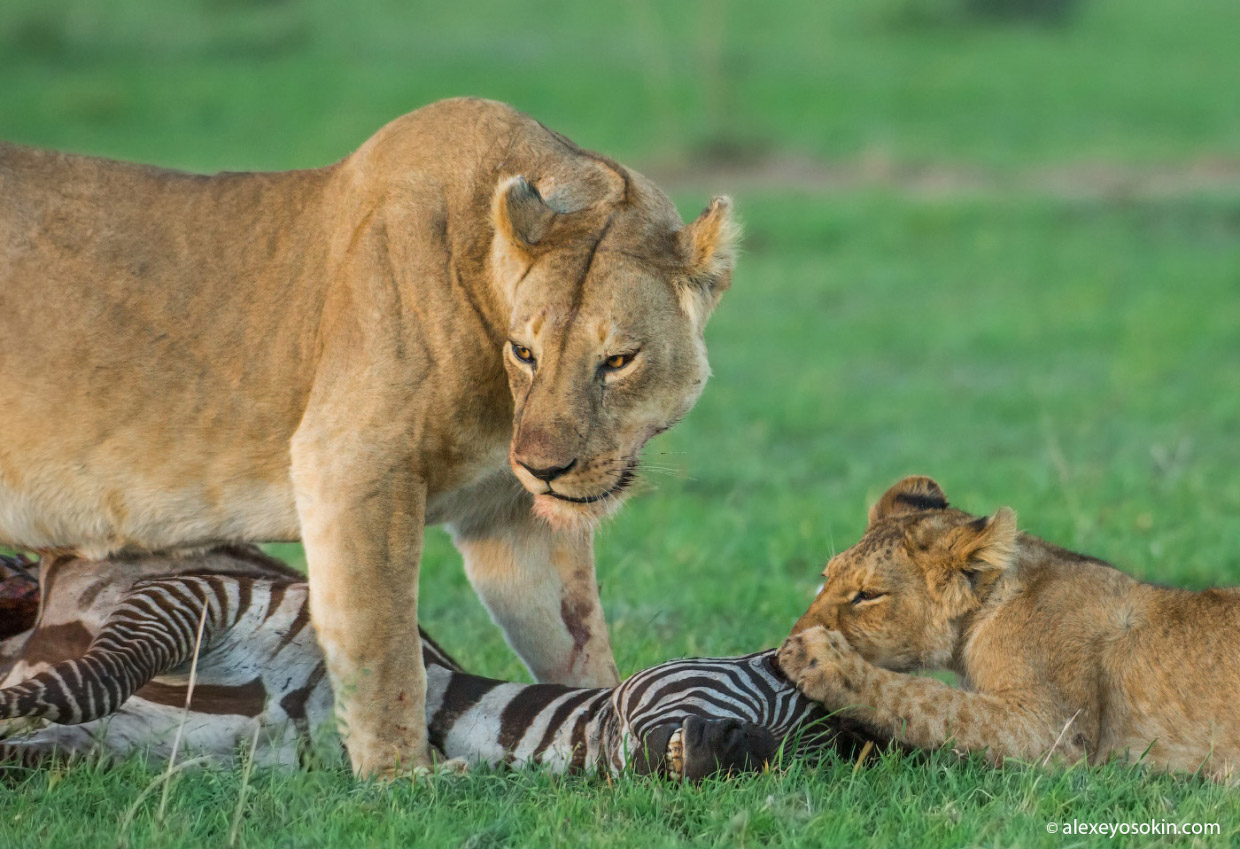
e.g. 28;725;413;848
781;476;1240;780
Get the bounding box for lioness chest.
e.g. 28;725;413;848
0;424;513;558
0;340;514;555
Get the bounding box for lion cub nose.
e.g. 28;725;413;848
517;457;578;482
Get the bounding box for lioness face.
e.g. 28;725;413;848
790;476;1017;673
491;176;737;529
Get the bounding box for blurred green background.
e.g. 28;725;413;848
5;0;1240;171
3;1;1240;846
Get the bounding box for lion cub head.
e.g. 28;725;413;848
490;170;738;529
790;476;1018;672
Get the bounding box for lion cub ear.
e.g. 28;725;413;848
676;196;740;329
869;476;949;527
946;508;1018;573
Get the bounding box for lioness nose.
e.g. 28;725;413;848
518;458;578;482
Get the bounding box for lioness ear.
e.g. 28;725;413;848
494;175;559;251
869;476;949;527
676;196;740;329
946;508;1018;574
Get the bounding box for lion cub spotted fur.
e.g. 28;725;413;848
779;476;1240;781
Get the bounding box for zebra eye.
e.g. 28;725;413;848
511;342;536;366
851;590;883;605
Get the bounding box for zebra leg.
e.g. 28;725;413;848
0;576;234;724
0;723;117;766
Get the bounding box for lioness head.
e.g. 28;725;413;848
489;169;737;529
790;476;1018;672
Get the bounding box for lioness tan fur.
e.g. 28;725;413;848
0;97;737;776
779;476;1240;781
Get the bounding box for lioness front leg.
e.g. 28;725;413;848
450;499;619;686
292;436;431;778
780;627;1076;766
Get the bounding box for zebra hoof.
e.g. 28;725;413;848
678;717;779;781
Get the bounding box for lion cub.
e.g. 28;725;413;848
778;476;1240;780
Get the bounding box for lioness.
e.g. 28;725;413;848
0;97;737;776
779;476;1240;780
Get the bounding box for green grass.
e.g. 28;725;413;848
5;749;1237;847
3;0;1240;171
3;1;1240;846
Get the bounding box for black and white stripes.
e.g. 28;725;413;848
0;576;235;724
0;550;876;777
611;651;829;746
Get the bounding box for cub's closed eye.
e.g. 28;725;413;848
511;342;536;365
851;590;884;605
602;351;637;371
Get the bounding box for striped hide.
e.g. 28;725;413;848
0;549;876;777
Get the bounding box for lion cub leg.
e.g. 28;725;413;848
780;627;1081;767
450;501;619;687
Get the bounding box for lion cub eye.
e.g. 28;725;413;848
601;351;637;372
510;342;536;366
851;590;884;605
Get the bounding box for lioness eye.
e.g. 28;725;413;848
851;590;883;605
602;352;636;371
511;343;536;366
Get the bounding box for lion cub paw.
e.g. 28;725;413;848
411;756;470;780
778;626;862;704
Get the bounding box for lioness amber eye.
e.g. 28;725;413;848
852;590;882;605
603;353;634;371
511;343;535;365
